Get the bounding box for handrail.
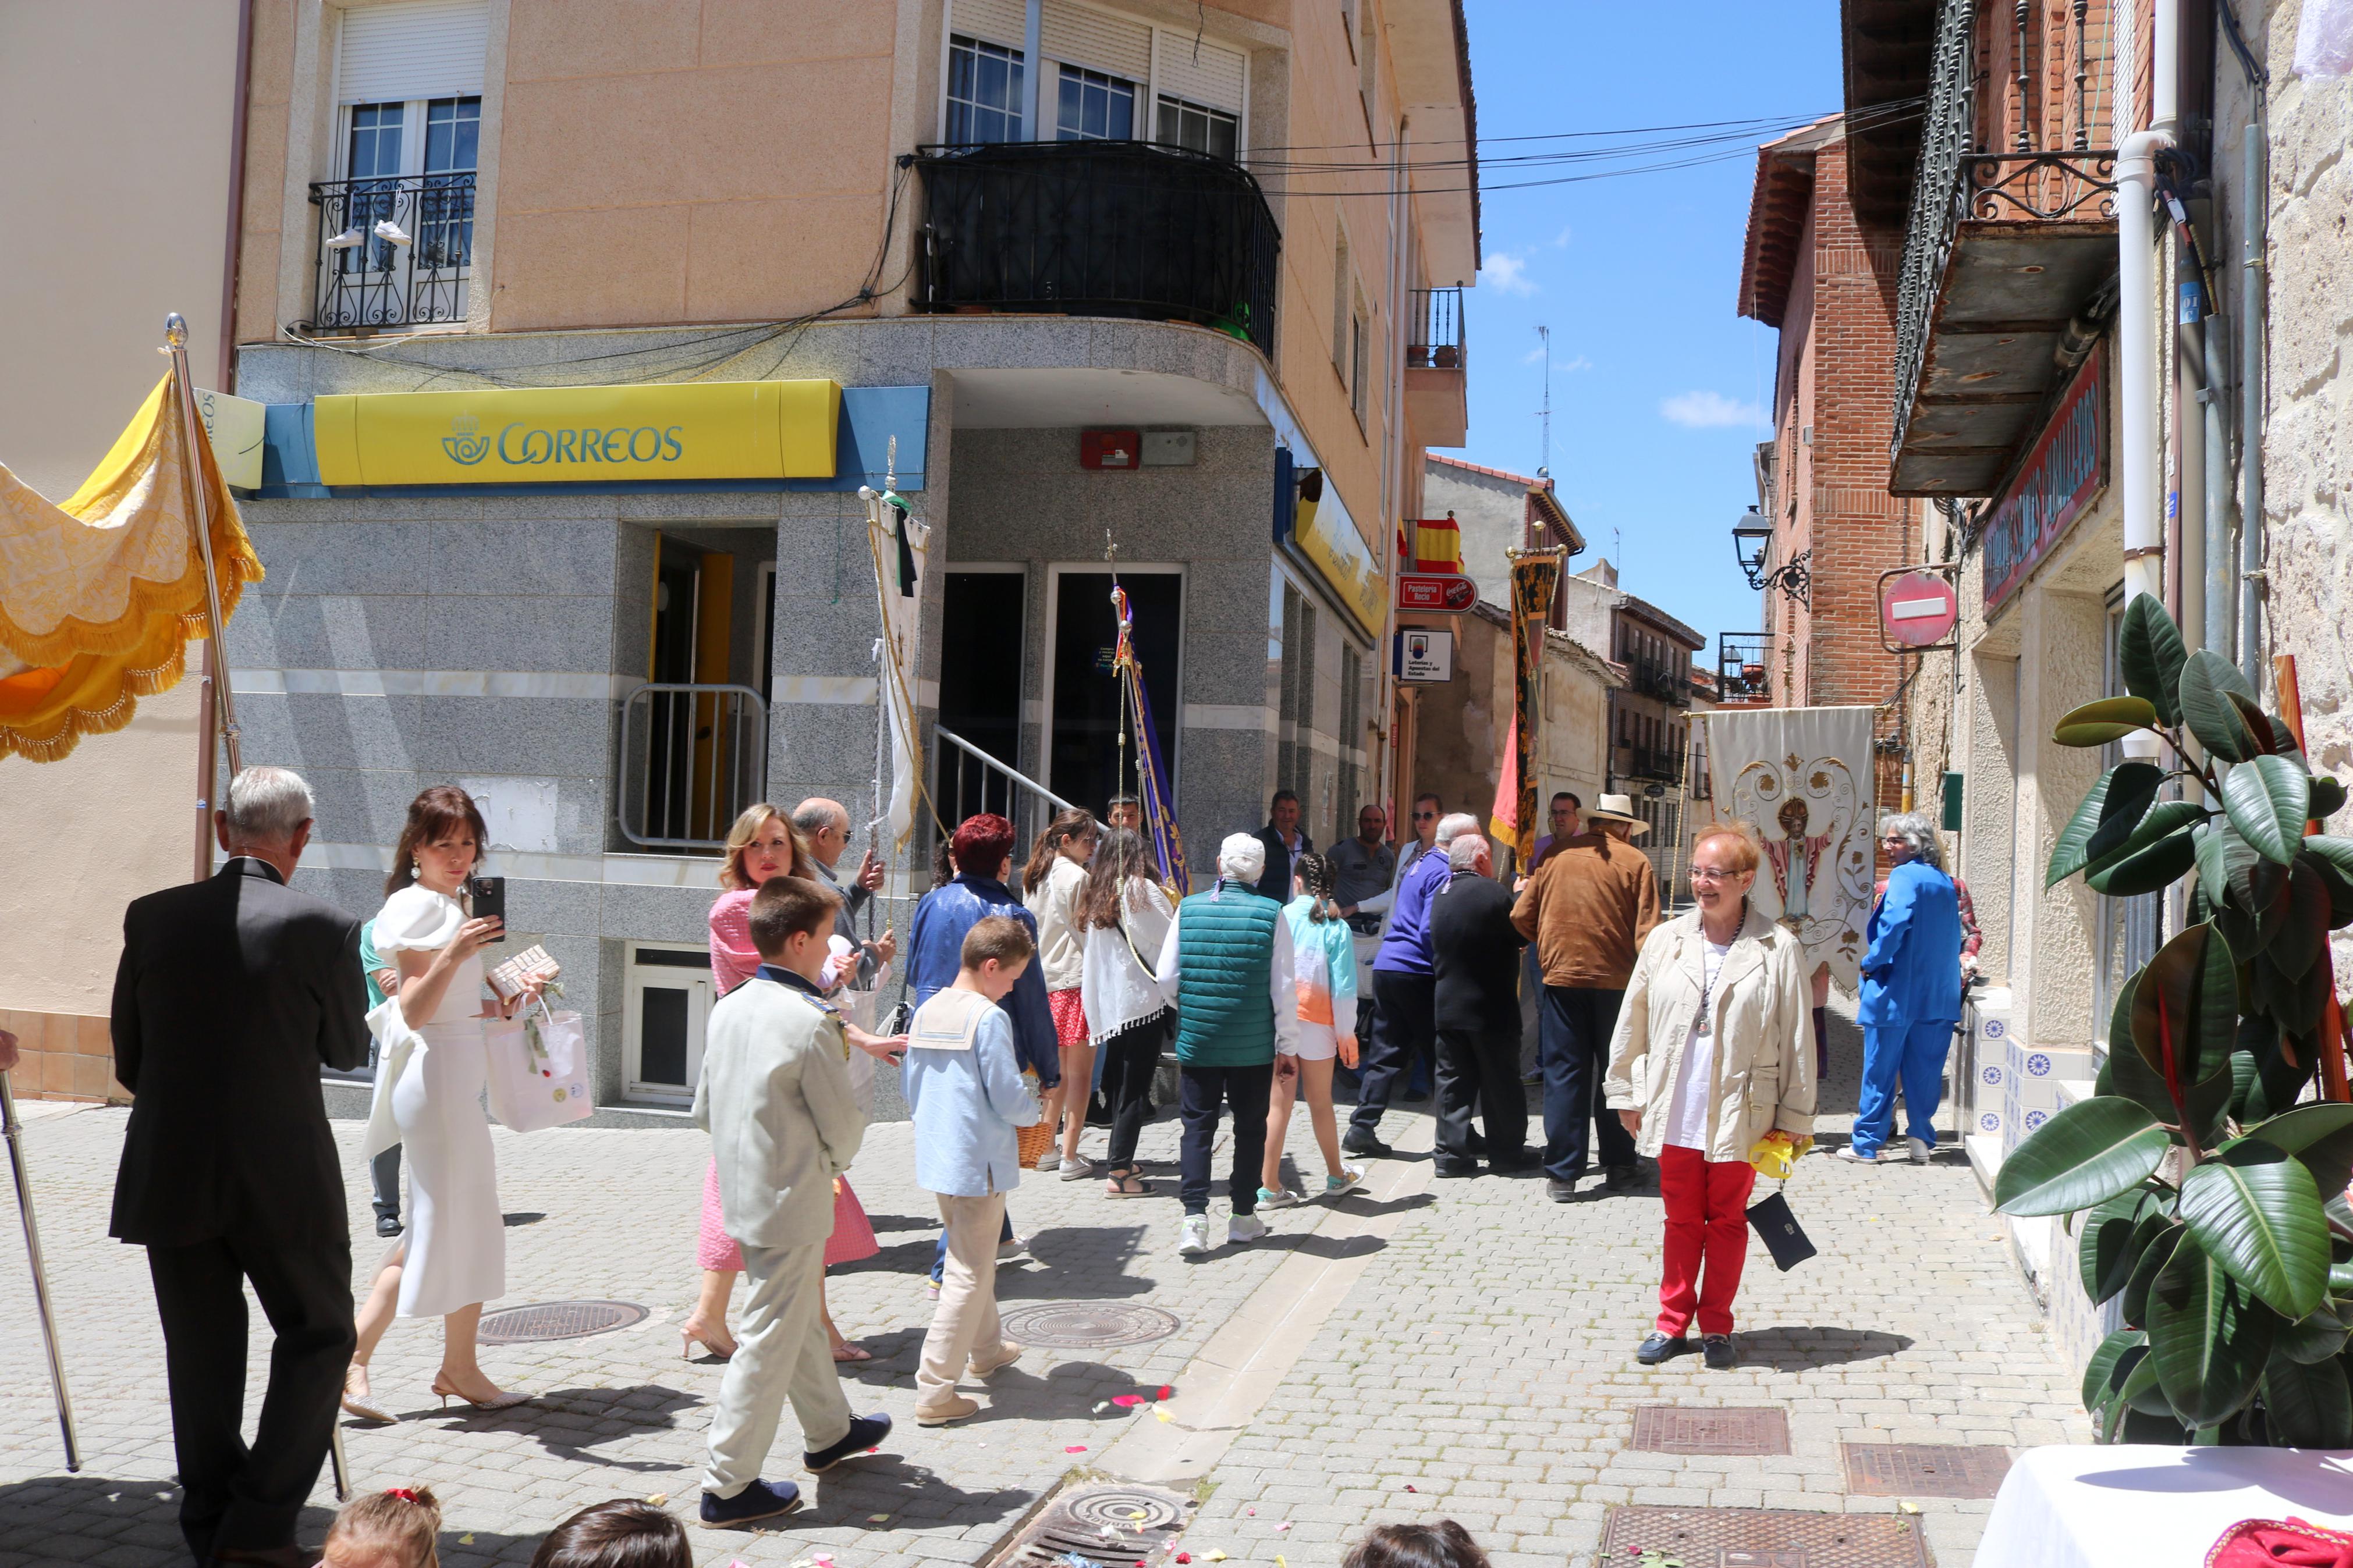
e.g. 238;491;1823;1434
616;682;768;851
934;727;1078;814
934;725;1080;847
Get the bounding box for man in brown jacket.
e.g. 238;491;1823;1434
1511;793;1660;1202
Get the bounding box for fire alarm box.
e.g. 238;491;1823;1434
1080;429;1141;470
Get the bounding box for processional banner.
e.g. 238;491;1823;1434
1701;704;1876;989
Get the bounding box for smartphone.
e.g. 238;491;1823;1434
466;874;507;935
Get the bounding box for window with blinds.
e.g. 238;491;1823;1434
941;0;1245;155
336;0;488;103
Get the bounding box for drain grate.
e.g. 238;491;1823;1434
1632;1406;1792;1456
989;1481;1194;1568
1602;1507;1929;1567
1000;1301;1182;1350
477;1300;648;1345
1843;1442;2012;1499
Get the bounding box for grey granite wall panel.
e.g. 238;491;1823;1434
430;517;621;599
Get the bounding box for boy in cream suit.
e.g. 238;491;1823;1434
695;877;892;1527
904;915;1044;1425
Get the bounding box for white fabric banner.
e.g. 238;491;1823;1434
868;495;929;896
1701;704;1877;989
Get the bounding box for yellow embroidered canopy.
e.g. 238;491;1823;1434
0;375;261;762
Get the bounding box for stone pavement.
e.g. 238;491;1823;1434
0;1008;2085;1568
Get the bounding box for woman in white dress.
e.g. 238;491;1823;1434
343;786;540;1420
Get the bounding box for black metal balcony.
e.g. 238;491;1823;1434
1719;632;1772;705
1624;745;1686;788
913;140;1279;358
1632;660;1692;709
1406;287;1464;370
308;173;475;331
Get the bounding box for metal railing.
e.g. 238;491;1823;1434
1889;0;1978;463
1406;286;1465;370
913;140;1281;358
1632;660;1691;708
308;173;476;330
1719;632;1772;704
1623;744;1686;787
616;684;768;851
935;725;1079;850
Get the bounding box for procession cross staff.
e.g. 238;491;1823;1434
1;1066;79;1471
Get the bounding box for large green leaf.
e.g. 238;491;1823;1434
2251;1103;2353;1199
2272;861;2333;982
2051;763;2166;888
2305;836;2353;882
2109;977;2182;1122
2184;1058;2238;1149
2178;1140;2333;1318
2276;1314;2353;1366
2082;1189;2163;1304
2119;1342;2174;1414
2313;776;2348;823
2224;755;2315;865
2125;1222;2186;1327
2149;1233;2276;1426
2056;695;2164;748
2183;650;2266;763
2302;849;2353;929
1993;1096;2174;1217
2120;592;2188;726
2263;1352;2353;1446
2253;954;2332;1036
2084;1327;2149;1411
2130;923;2243;1089
2088;822;2202;896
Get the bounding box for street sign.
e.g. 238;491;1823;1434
1396;572;1477;612
195;387;267;490
1879;567;1959;651
1394;627;1453;682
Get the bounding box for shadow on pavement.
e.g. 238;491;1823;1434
430;1383;705;1474
1734;1327;1915;1370
0;1476;552;1568
780;1450;1029;1533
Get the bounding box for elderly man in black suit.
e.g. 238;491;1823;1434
111;765;367;1568
1252;790;1314;903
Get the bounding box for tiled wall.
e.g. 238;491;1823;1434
0;1008;127;1104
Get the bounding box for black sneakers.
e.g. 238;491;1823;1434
804;1412;892;1473
700;1478;802;1528
1636;1332;1690;1366
1545;1177;1578;1203
1702;1335;1737;1370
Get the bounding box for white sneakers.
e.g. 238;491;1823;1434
1177;1213;1269;1253
1834;1144;1886;1165
1906;1137;1933;1164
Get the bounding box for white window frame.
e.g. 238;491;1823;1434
1037;561;1187;800
941;0;1247;152
623;941;711;1107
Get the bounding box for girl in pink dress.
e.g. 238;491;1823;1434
682;805;881;1363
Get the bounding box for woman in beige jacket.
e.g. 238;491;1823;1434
1605;824;1814;1370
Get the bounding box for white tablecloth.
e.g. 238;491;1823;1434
1978;1445;2353;1567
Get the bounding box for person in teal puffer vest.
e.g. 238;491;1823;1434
1153;833;1300;1257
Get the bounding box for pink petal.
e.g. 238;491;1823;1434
1066;1445;1088;1453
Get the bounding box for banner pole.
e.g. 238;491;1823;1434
1;1069;80;1471
165;313;242;777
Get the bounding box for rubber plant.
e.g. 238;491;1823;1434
1996;593;2353;1445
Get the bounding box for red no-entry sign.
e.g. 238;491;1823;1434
1879;568;1959;650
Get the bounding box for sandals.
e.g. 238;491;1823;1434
1103;1169;1152;1197
831;1342;874;1363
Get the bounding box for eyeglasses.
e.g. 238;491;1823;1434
1690;866;1738;883
1412;810;1436;821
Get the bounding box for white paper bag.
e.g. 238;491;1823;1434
485;1006;592;1132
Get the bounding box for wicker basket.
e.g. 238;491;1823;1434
1016;1117;1056;1167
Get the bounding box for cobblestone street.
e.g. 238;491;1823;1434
0;1016;2085;1568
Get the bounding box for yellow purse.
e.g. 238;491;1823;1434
1748;1130;1812;1181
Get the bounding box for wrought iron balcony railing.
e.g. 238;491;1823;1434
308;173;475;331
1623;744;1686;787
1719;632;1772;704
616;683;768;851
1632;660;1692;708
1406;287;1464;370
913;140;1279;359
1889;0;1979;461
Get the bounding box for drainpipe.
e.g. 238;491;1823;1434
1021;0;1042;140
2116;0;2178;667
217;0;254;390
2201;311;2232;656
2238;123;2266;687
1372;115;1410;822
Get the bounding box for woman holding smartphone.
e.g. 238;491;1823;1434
344;786;540;1420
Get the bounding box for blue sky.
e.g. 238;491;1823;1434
1447;0;1844;652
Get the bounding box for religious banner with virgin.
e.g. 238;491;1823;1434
1699;704;1876;988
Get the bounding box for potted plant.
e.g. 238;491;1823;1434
1994;593;2353;1445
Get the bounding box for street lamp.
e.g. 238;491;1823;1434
1731;507;1810;606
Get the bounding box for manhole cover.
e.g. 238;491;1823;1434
477;1300;648;1345
1843;1442;2012;1499
989;1481;1193;1568
1633;1406;1792;1456
1000;1301;1182;1349
1602;1507;1928;1567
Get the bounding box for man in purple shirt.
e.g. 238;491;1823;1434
1346;812;1478;1157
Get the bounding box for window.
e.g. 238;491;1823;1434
339;93;480;273
1357;0;1377;134
1277;584;1318;798
947;34;1026;143
1337;642;1363;835
1348;291;1369;426
623;944;711;1105
1156;94;1238;159
1056;64;1136;139
1332;231;1352;369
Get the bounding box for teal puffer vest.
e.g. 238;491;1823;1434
1172;880;1281;1066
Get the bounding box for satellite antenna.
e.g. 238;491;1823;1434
1535;324;1552;475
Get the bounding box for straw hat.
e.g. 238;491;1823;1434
1584;793;1652;837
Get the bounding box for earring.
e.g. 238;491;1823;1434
409;858;421;880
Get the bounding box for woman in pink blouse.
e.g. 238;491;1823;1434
682;804;881;1362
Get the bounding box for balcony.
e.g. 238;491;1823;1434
308;173;475;332
913;141;1279;360
1632;658;1692;709
1624;744;1686;788
1404;286;1468;446
1718;632;1772;705
1887;0;2119;496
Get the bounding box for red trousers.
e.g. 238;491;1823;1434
1657;1144;1756;1336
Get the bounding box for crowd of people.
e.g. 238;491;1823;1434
88;762;1967;1563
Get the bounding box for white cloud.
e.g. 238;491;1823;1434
1560;354;1593;374
1521;344;1548;365
1552;225;1574;248
1659;390;1767;429
1479;251;1538;297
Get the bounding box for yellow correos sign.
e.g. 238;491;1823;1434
311;379;839;486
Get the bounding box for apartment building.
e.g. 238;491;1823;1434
180;0;1480;1115
1556;561;1703;889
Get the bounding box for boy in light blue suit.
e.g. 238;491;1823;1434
1845;813;1965;1165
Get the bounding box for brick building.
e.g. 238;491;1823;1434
1734;112;1924;812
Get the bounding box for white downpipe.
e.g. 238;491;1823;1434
2116;0;2178;759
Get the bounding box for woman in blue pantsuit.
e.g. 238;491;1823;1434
1841;813;1963;1165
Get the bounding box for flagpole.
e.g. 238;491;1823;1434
2;1069;80;1471
166;314;242;886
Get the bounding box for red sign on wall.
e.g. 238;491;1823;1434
1396;573;1478;612
1983;347;2108;613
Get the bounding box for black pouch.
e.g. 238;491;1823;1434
1746;1187;1818;1271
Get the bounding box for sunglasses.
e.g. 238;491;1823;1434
1412;811;1436;821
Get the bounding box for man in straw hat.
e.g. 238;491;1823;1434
1511;793;1660;1202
